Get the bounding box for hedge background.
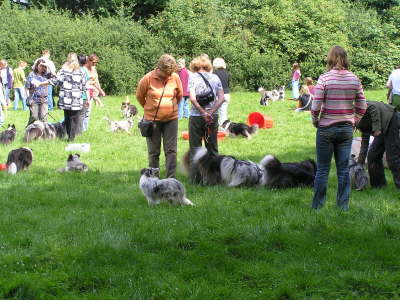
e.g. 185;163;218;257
0;0;399;94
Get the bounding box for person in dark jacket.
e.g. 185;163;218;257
357;101;400;188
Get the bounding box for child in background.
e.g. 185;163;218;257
291;62;301;99
13;61;28;111
295;85;312;112
304;77;315;97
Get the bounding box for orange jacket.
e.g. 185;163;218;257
136;70;183;122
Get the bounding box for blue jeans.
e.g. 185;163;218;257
13;87;27;110
48;85;54;110
178;96;190;119
292;80;299;99
2;84;11;105
312;124;353;210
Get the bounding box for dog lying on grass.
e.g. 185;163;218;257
0;124;16;145
139;167;194;206
58;154;89;173
221;120;258;139
184;148;316;188
349;154;368;190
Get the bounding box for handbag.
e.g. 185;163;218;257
196;73;215;107
138;82;167;137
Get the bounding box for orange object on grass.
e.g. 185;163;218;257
247;112;273;129
0;164;7;171
181;131;226;141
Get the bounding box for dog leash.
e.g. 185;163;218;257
45;111;58;122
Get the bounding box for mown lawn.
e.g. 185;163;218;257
1;89;399;299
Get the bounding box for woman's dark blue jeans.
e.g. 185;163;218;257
312;124;353;210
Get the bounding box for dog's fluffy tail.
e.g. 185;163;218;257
182;197;195;206
7;163;17;175
260;154;280;170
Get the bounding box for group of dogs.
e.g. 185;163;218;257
1;95;369;206
258;86;285;106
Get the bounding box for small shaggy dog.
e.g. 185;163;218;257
185;148;316;189
221;120;258;139
258;87;272;106
0;124;16;145
121;98;138;119
6;147;33;174
139;167;194;206
103;116;133;133
348;154;368;190
58;154;89;173
24;121;66;142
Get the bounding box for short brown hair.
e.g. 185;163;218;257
326;46;349;70
292;62;300;71
157;54;177;74
88;54;99;62
190;56;212;72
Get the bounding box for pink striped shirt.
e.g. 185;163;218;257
311;69;366;127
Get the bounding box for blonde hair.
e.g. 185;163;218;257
213;57;226;69
190;56;212;72
177;58;186;69
65;52;80;71
304;77;313;86
157;54;177;74
19;61;27;67
292;62;300;71
300;85;310;95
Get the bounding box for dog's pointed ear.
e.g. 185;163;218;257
140;168;146;175
67;154;73;161
75;153;80;158
12;124;16;129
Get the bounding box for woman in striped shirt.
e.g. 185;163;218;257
311;45;367;211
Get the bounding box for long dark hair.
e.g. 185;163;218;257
326;46;349;70
33;59;46;74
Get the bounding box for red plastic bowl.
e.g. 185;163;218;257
247;112;274;129
181;131;226;141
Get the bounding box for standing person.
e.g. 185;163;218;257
188;55;225;183
0;60;13;107
291;62;301;99
311;46;367;211
85;54;105;107
357;101;400;189
53;53;87;141
386;63;400;110
0;77;5;127
212;57;230;126
12;61;28;111
136;54;183;178
34;50;56;110
78;54;90;133
177;58;190;119
25;59;51;124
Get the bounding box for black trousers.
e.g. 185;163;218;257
64;110;81;142
367;113;400;188
188;115;219;183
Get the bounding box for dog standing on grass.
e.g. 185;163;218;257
139;167;194;206
121;97;138;119
0;124;16;145
6;147;33;174
103;116;133;133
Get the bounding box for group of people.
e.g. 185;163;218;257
136;54;228;179
0;50;105;141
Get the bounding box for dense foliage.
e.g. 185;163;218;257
0;0;399;94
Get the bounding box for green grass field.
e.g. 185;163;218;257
1;90;400;299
